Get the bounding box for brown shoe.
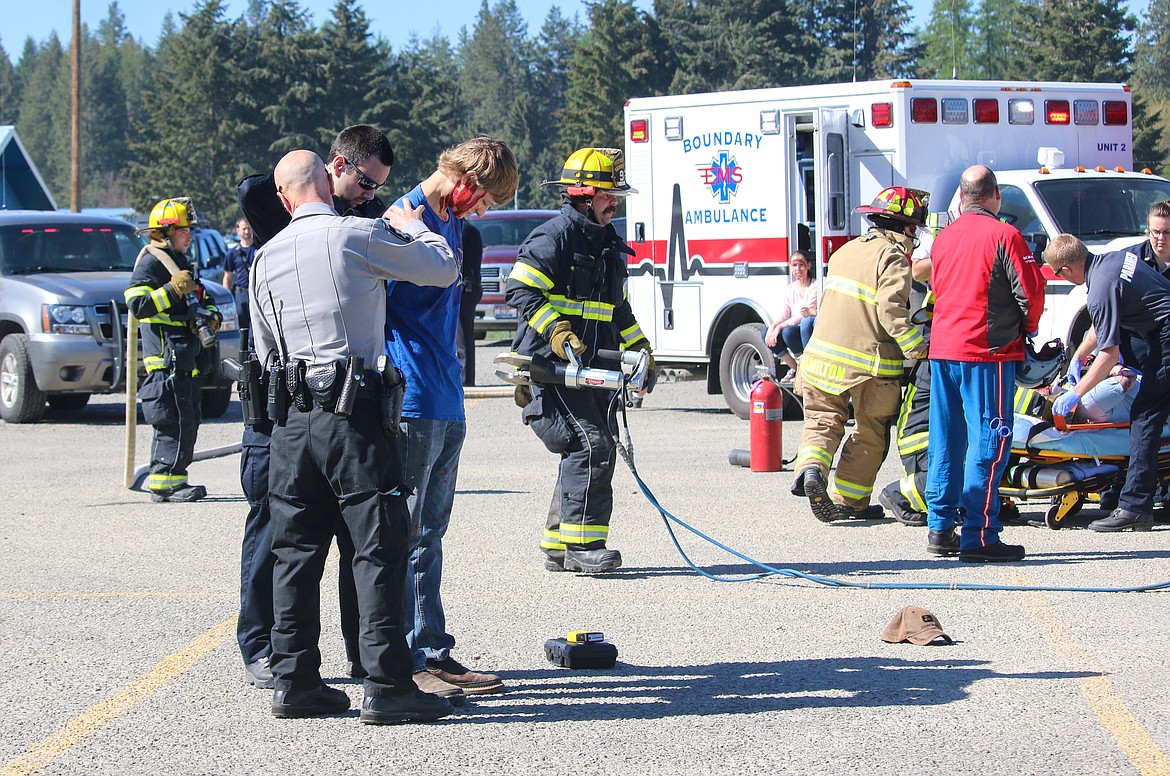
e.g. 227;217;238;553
426;657;505;695
412;671;466;706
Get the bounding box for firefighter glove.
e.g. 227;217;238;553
549;319;586;359
209;311;223;333
168;270;197;296
908;345;929;360
514;384;533;408
630;340;657;393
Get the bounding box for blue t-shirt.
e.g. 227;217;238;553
385;185;465;421
223;244;256;292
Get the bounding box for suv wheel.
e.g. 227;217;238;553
201;386;232;418
0;334;48;424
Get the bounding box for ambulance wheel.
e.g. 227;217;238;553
719;323;774;420
1045;491;1083;530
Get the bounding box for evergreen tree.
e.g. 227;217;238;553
16;35;70;201
799;0;915;82
972;0;1031;80
389;34;463;192
0;43;17;125
526;7;584;207
1025;0;1133;82
563;0;666;152
314;0;395;150
86;4;135;207
458;0;534;139
129;0;249;228
1132;0;1170;173
915;0;977;79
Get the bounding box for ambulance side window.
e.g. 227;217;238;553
998;185;1041;236
827;133;845;230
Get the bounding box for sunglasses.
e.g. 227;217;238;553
343;157;384;191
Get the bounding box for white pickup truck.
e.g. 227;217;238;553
943;152;1170;352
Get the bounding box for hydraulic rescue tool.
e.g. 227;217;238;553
493;344;652;397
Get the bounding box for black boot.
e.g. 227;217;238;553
802;468;843;523
1089;508;1154;533
151;484;207;503
542;550;568;572
563;547;622;573
926;528;960;556
959;541;1026;563
879;484;927;526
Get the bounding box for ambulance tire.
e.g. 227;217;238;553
719;322;776;420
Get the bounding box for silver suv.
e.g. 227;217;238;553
0;211;239;423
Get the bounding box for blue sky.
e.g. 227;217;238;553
1;0;1146;56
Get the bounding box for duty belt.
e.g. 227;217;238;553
287;358;379;415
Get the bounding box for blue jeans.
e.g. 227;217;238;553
399;417;466;673
925;360;1016;551
772;316;816;358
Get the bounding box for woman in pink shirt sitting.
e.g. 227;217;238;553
764;250;818;380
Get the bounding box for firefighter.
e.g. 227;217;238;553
125;198;221;502
791;186;928;523
506;147;654;573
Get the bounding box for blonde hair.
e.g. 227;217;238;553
438;135;519;204
1043;233;1088;273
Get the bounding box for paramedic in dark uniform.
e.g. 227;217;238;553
506;147;654;574
250;150;458;723
1046;233;1170;533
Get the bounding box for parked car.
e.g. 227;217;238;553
467;209;559;335
0;210;239;423
188;226;229;284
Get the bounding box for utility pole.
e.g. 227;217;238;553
71;0;81;212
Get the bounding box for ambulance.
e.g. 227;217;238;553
622;79;1170;417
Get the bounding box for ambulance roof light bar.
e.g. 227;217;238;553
1037;147;1065;169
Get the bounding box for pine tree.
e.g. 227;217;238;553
525;7;584;207
0;43;17;125
1133;0;1170;173
915;0;977;79
458;0;534;139
129;0;250;228
1025;0;1133;82
388;34;463;192
16;35;70;202
972;0;1031;80
314;0;395;148
563;0;666;152
85;4;135;207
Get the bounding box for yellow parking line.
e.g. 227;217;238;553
1010;574;1170;775
0;616;236;776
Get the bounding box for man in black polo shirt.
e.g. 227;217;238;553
1046;233;1170;532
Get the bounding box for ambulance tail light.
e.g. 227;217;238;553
1045;100;1070;125
911;98;937;123
1103;101;1128;125
871;102;893;128
629;118;648;143
973;99;999;124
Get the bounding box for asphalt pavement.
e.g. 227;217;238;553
1;339;1168;775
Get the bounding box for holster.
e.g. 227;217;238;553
304;362;340;410
376;353;405;437
266;357;288;423
287;360;310;412
333;356;363;417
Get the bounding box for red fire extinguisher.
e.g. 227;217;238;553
749;372;783;472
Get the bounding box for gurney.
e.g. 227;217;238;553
1000;414;1170;529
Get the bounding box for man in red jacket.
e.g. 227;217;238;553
925;165;1046;562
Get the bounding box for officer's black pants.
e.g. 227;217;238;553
1121;323;1170;514
536;385;617;550
237;424;273;665
140;370;201;492
268;398;414;696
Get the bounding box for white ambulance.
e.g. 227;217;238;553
623;79;1170;417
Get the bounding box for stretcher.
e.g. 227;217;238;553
1000;415;1170;529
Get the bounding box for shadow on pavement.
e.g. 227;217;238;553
441;657;1097;723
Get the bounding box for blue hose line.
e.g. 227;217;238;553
607;396;1169;593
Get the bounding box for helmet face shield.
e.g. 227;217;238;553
1016;338;1067;389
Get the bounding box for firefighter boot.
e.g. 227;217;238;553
801;468;844;523
151;484;208;503
542;550;568;572
563;546;622;574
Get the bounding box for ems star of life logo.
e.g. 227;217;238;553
699;150;742;204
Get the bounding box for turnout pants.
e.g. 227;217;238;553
795;377;902;508
925;360;1016;551
268;397;414;697
523;384;617;553
1121;322;1170;513
139;370;201;493
882;360;932;516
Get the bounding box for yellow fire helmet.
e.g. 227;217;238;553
137;197;199;234
542;147;638;197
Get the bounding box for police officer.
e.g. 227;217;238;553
1047;233;1170;533
235;125;396;689
506;147;654;574
792;186;929;523
125;197;221;502
250;150;458;723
